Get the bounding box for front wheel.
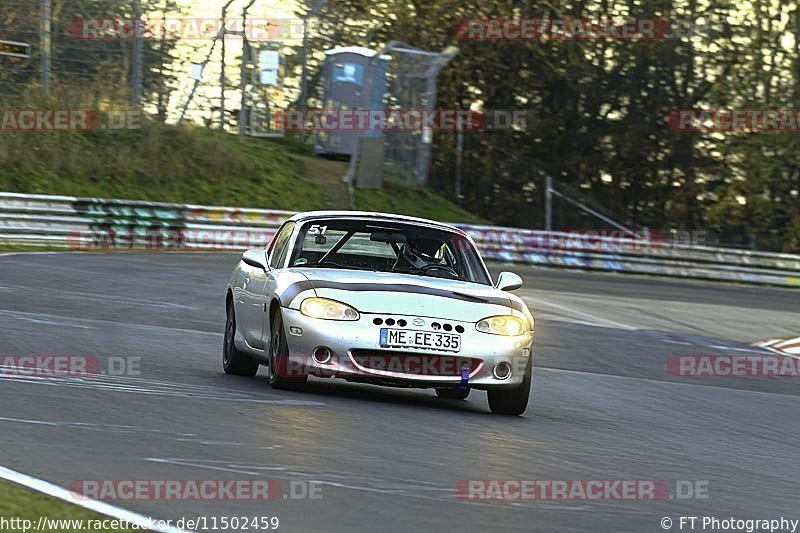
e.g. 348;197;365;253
268;309;307;391
487;358;532;416
223;304;259;377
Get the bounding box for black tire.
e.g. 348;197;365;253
268;309;307;391
436;387;471;400
223;303;259;377
487;358;532;416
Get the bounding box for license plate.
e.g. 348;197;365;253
379;328;461;352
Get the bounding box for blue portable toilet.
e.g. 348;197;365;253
314;46;388;157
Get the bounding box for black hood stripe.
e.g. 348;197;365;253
281;279;523;312
280;280;316;306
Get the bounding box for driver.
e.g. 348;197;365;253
401;237;444;270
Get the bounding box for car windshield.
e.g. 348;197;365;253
288;218;491;285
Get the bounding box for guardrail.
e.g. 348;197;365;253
1;192;799;287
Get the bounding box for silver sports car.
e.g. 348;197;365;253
224;211;534;415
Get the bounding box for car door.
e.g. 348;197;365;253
236;222;293;351
238;249;269;350
259;222;295;348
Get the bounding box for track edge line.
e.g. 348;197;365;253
0;465;194;533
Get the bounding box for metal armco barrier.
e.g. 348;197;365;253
1;192;799;288
0;192;291;250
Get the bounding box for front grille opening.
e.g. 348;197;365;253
351;350;481;377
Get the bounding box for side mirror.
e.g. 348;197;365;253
496;271;523;291
242;249;269;271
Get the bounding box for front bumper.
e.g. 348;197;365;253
280;307;533;390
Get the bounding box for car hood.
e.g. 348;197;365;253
295;268;519;322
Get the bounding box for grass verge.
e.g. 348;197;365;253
0;122;486;224
0;124;322;210
0;480;134;532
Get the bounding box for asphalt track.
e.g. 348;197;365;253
1;251;799;532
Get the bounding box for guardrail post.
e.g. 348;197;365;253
545;175;552;231
40;0;51;97
131;0;143;107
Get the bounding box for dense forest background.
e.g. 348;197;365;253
298;0;800;251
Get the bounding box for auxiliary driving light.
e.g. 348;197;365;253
312;346;333;365
493;362;512;380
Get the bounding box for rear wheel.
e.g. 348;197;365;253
223;304;259;377
436;387;470;400
487;358;532;416
268;309;307;391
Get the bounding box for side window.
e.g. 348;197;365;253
269;222;295;269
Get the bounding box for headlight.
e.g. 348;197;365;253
476;315;525;336
300;297;360;321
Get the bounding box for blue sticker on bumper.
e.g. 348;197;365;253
379;328;388;347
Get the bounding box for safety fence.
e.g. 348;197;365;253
1;192;799;288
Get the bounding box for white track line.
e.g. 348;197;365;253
0;309;221;337
525;295;638;331
0;252;64;257
0;465;193;533
708;345;772;354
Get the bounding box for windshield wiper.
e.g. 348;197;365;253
306;261;371;271
307;260;342;268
